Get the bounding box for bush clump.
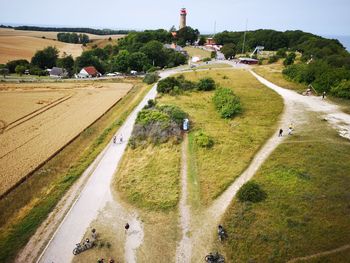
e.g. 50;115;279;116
143;72;159;84
130;103;187;147
194;131;214;148
197;77;216;91
212;87;242;118
237;181;267;203
157;75;216;94
331;80;350;99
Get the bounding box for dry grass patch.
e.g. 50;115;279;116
159;69;283;206
116;142;181;211
184;46;211;59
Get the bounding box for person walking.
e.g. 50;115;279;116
125;222;130;234
288;123;293;135
278;128;283;137
113;136;116;144
119;134;123;143
322;91;326;100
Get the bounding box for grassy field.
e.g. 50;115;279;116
116;142;181;211
159;69;283;206
0;82;132;197
0;81;150;262
184;46;211;59
221;112;350;262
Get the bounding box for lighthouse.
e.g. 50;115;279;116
179;8;187;29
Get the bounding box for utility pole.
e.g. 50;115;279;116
242;19;248;54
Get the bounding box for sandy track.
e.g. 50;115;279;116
176;134;192;263
0;83;132;197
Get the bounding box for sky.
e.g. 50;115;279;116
1;0;349;36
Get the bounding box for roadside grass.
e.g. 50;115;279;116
0;81;150;262
253;64;306;92
221;113;350;262
159;69;283;206
115;142;181;211
194;63;232;70
253;64;350;114
184;46;211;59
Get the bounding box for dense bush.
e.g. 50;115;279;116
268;55;279;64
157;75;197;94
197;77;216;91
6;59;29;73
331;80;350;99
143;72;159;84
202;57;211;62
130;104;187;146
283;52;296;66
237;181;267;203
213;88;242;118
57;32;90;44
194;131;214;148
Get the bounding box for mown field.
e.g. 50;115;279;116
184;46;211;59
221;112;350;262
160;69;283;206
0;82;132;197
0;80;150;262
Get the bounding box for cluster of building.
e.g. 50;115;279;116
48;66;101;79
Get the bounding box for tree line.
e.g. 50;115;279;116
0;25;132;35
57;33;90;44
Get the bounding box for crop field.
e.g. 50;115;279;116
0;28;124;63
0;82;132;197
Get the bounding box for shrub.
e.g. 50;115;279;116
268;55;279;64
197;77;216;91
213;87;242;118
157;75;205;94
136;109;170;126
237;181;267;203
283;52;296;66
276;48;287;58
202;57;211;62
331;80;350;99
194;131;214;148
143;72;159;84
157;76;180;93
144;99;156;109
157;105;187;125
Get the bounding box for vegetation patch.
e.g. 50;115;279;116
143;72;159;84
213;87;242;118
130;101;187;147
157;75;216;94
194;130;214;148
159;70;283;205
237;181;267;203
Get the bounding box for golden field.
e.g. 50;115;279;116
0;28;124;63
0;82;132;196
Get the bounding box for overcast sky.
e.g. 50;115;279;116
1;0;349;36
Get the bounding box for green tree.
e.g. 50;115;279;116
176;26;200;46
31;46;59;69
15;65;26;76
140;40;166;67
197;77;216;91
57;55;74;75
283;52;296;66
129;52;150;72
6;59;29;73
198;36;206;46
111;50;130;73
221;43;236;59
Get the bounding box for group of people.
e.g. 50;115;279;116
97;258;114;263
279;123;294;137
113;135;123;144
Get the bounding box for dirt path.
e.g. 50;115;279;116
175;134;192;263
287;244;350;262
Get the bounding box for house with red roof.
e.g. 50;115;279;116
77;66;101;78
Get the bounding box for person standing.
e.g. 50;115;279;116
113;136;116;144
278;128;283;137
322;91;326;100
125;222;130;234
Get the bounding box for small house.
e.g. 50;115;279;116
77;66;101;78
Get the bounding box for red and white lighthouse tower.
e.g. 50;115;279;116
179;8;187;29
